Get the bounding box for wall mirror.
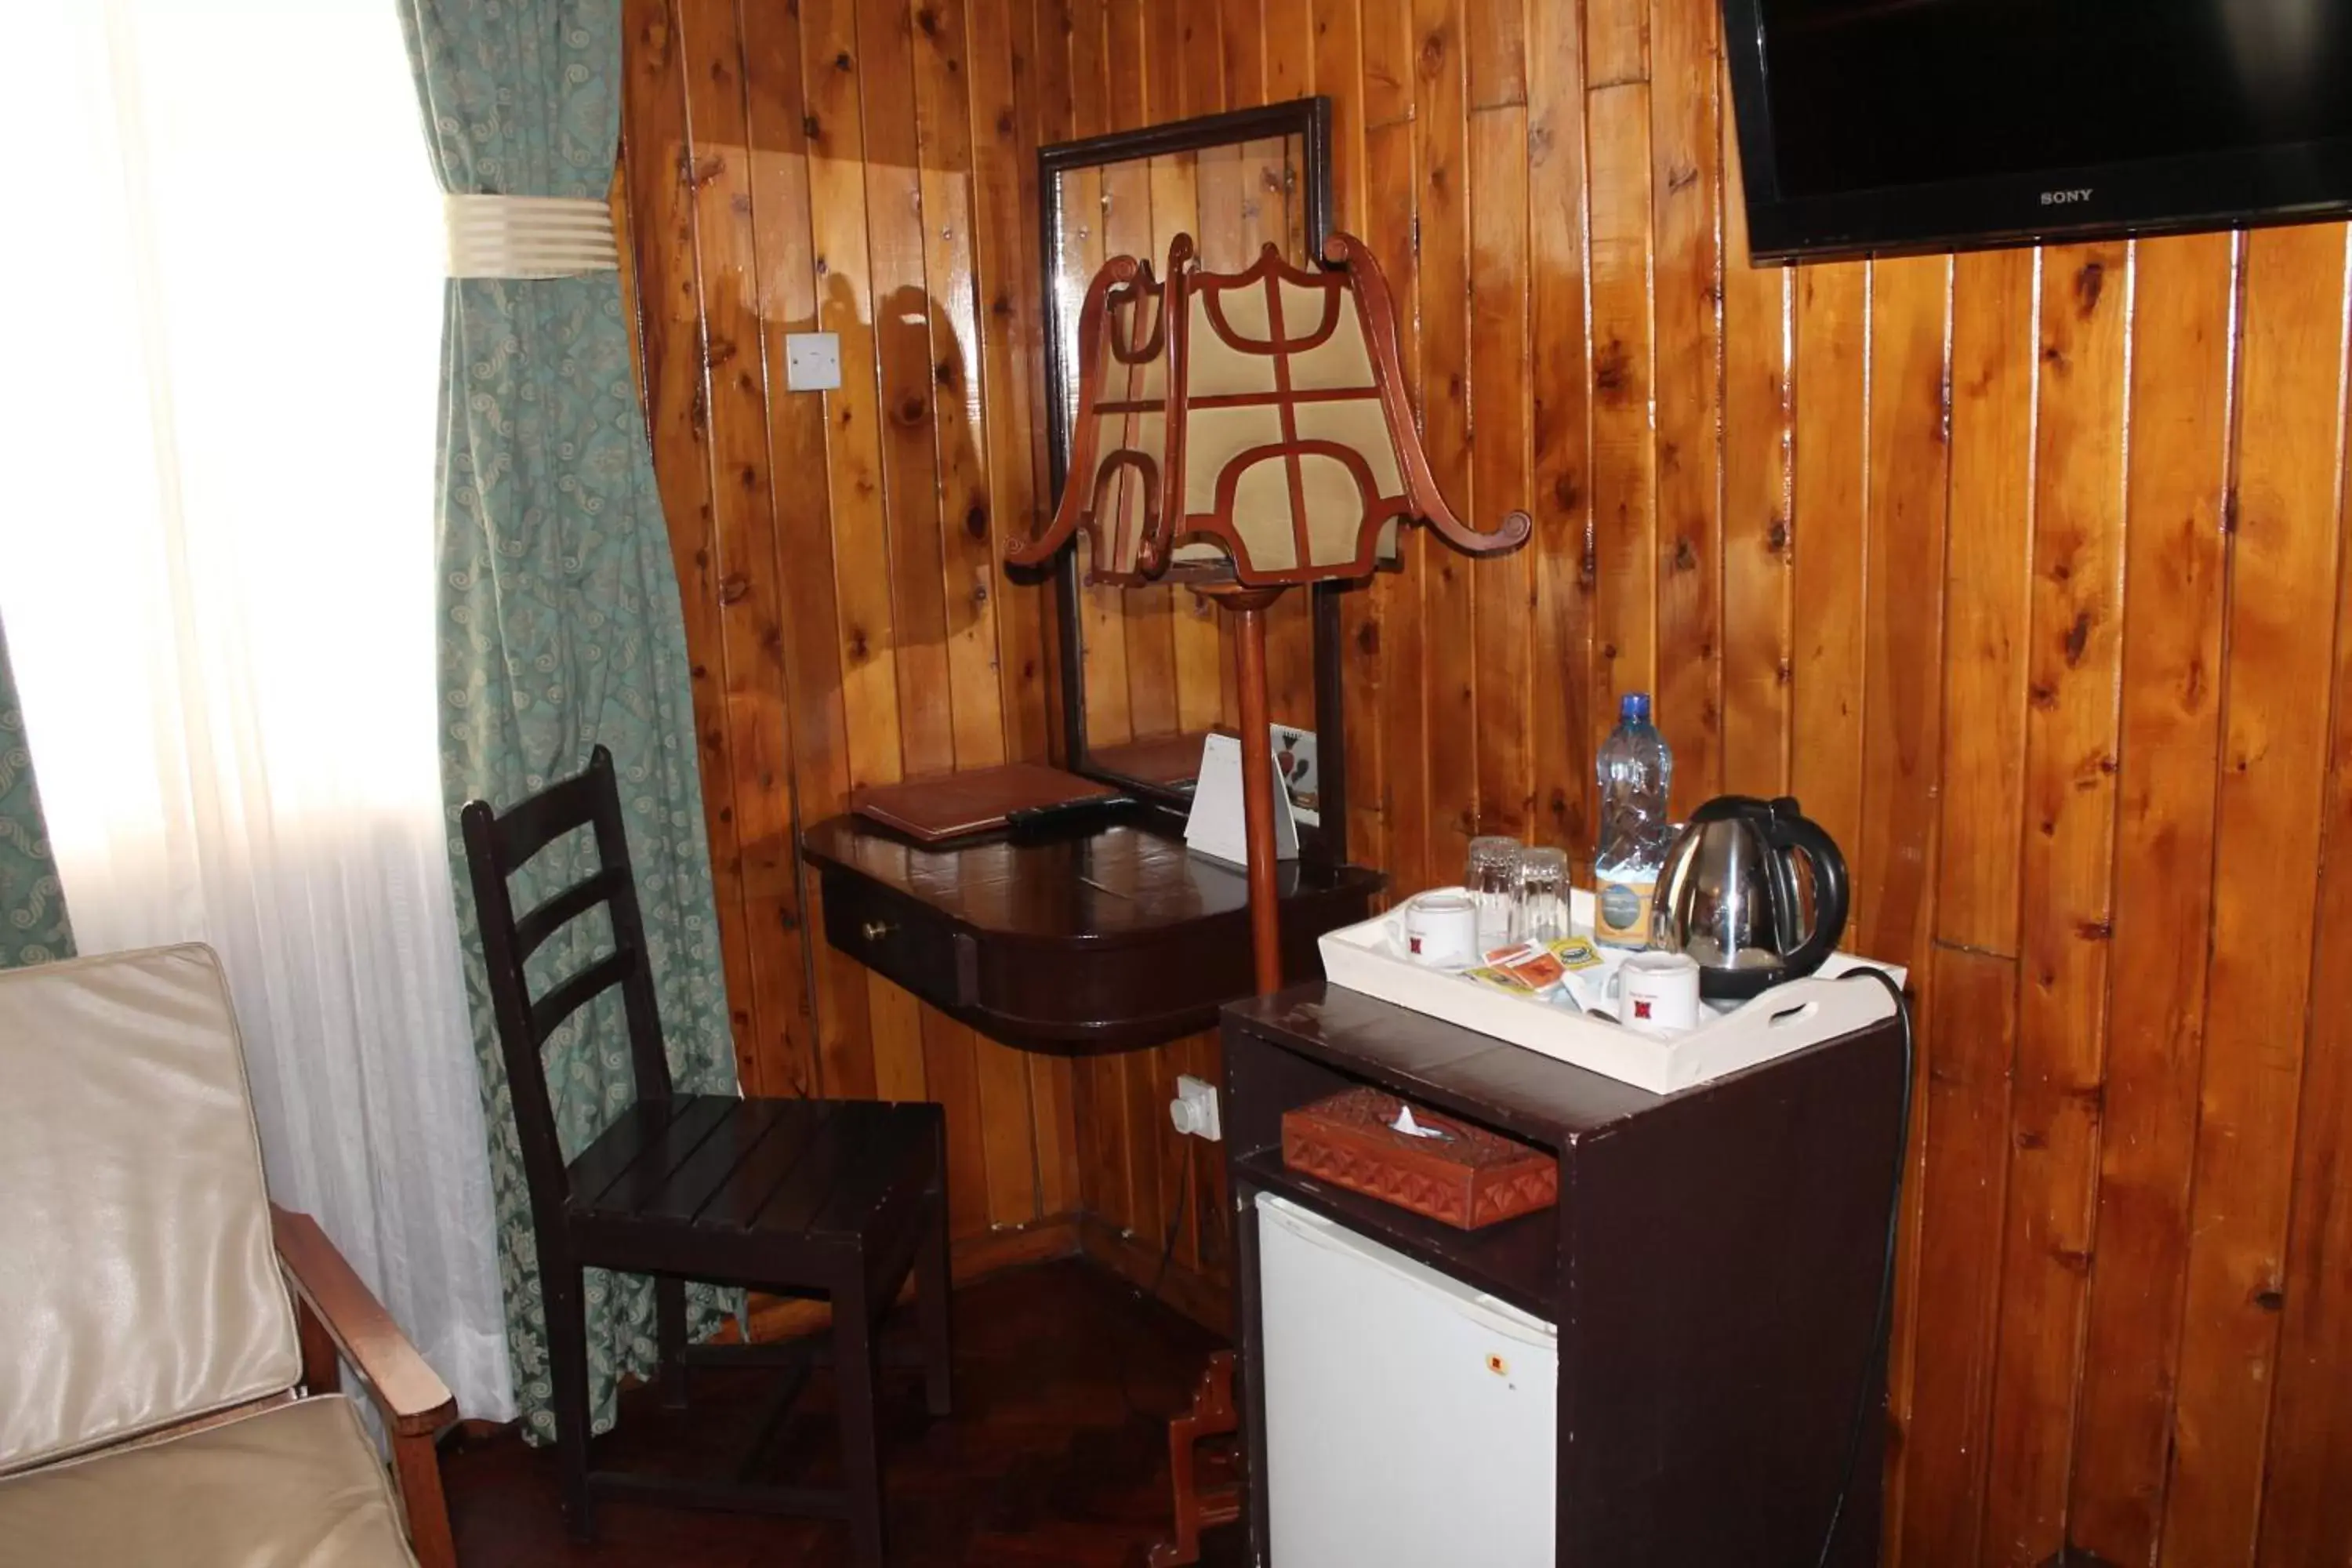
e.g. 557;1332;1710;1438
1038;98;1350;860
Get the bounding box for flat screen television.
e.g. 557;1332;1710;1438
1722;0;2352;260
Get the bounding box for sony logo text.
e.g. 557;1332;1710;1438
2041;187;2094;205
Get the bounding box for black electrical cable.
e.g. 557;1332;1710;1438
1116;1135;1199;1421
1816;965;1914;1568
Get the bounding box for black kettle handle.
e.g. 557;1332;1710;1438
1766;797;1849;978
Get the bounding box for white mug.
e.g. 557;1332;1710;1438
1399;889;1480;969
1610;950;1702;1035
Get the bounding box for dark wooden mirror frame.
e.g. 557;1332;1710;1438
1033;96;1350;864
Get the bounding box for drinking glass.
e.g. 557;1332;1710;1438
1465;836;1521;951
1515;847;1571;942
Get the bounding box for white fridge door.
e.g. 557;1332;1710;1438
1256;1192;1558;1568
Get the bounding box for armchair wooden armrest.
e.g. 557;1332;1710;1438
271;1203;459;1568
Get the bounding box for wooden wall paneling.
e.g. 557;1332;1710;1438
1017;0;1069;533
1893;241;2034;1567
973;0;1056;769
1984;238;2132;1568
924;1007;998;1239
2164;220;2350;1568
1361;0;1428;893
1857;249;1951;1562
2065;230;2237;1568
1646;0;1722;804
857;0;959;782
1414;0;1477;864
1900;943;2021;1568
915;0;1015;775
1145;0;1183;117
1584;0;1646;89
1788;260;1867;869
1000;0;1085;1217
672;0;820;1100
1526;0;1593;861
735;0;881;1105
2259;468;2352;1564
913;0;1033;1235
1584;75;1658;791
620;9;2352;1537
1315;0;1383;876
1466;0;1531;840
864;973;928;1102
1464;0;1523;110
1716;95;1791;802
1934;246;2038;958
619;1;764;1095
1854;252;1949;970
799;2;906;799
1265;0;1314;103
1221;0;1265;107
800;0;927;1102
1180;0;1225;118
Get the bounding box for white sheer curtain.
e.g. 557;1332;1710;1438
0;0;514;1420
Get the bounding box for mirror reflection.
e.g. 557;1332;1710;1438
1047;127;1323;818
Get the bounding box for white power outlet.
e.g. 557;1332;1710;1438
783;331;840;391
1168;1074;1222;1142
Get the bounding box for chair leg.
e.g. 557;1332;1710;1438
834;1269;887;1567
916;1192;953;1418
544;1262;596;1541
655;1274;690;1411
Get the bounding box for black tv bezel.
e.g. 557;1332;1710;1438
1721;0;2352;262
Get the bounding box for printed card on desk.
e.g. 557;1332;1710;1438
1184;732;1298;867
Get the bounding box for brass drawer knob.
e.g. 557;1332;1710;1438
861;919;892;942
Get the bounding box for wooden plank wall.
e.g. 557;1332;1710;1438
619;0;2352;1560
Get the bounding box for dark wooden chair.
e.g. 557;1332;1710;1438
460;746;951;1566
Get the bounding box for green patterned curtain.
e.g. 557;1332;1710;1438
0;619;71;970
400;0;739;1443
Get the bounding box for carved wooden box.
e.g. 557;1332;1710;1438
1280;1085;1557;1230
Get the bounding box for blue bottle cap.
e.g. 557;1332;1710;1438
1621;692;1650;724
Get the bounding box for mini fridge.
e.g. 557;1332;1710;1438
1255;1192;1558;1566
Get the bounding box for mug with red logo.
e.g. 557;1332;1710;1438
1608;950;1702;1035
1399;890;1480;969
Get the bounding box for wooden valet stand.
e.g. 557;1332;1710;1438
1007;229;1528;1565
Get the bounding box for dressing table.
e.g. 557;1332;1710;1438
801;98;1381;1060
801;808;1379;1054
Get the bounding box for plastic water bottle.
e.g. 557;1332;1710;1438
1593;692;1673;948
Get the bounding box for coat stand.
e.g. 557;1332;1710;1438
1006;230;1529;1567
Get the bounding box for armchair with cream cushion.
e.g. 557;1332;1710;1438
0;943;458;1566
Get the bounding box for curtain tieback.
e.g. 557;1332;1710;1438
444;194;619;279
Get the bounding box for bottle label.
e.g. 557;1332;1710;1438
1595;876;1655;949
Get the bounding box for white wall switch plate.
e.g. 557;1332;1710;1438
1169;1074;1223;1142
784;331;840;392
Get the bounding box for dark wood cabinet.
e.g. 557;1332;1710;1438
1223;983;1908;1566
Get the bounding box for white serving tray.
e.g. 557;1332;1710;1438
1318;888;1906;1096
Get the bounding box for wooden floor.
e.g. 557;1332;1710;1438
442;1258;1246;1566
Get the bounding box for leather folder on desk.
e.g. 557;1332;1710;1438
851;762;1122;844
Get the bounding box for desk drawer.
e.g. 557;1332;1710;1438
819;872;968;1014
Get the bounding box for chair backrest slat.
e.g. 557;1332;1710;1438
513;867;630;962
459;746;674;1221
528;946;638;1045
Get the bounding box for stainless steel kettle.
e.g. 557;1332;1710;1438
1652;796;1850;1000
